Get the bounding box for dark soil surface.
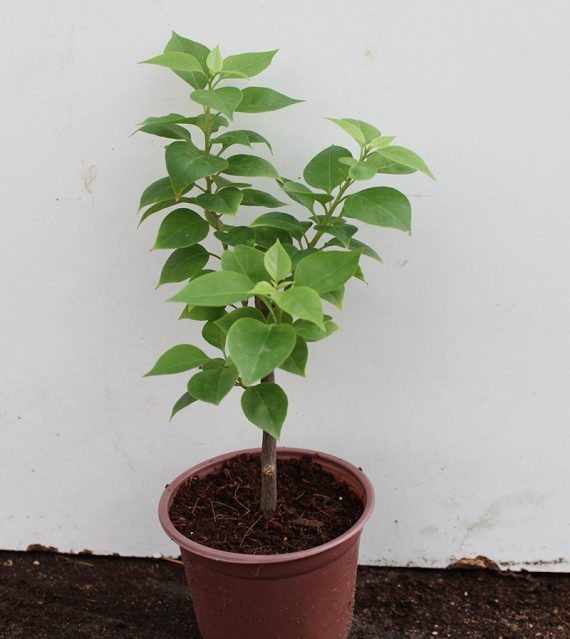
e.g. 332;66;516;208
170;453;364;554
1;550;569;638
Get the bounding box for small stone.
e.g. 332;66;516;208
33;560;40;566
3;560;13;567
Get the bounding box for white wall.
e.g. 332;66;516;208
1;0;569;570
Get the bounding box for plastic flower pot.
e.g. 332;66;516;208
159;447;375;639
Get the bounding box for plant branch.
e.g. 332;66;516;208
255;296;278;519
307;178;354;249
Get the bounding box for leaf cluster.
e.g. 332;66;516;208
138;34;434;438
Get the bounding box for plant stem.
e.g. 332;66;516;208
260;423;277;519
306;147;373;249
307;178;353;249
255;296;277;519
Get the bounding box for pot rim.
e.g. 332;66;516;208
158;447;375;565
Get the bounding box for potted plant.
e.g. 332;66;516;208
137;33;433;639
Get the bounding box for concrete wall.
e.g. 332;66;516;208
1;0;569;569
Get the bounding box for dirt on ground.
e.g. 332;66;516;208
0;550;569;638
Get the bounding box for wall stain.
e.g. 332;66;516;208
460;491;545;547
82;165;98;194
500;557;567;567
58;26;75;74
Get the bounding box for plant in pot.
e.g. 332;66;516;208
137;33;433;639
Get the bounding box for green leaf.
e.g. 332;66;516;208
157;245;209;286
221;245;269;283
214;226;256;246
281;181;333;211
368;153;417;175
195;188;243;215
250;281;276;297
139;177;177;210
240;189;286;208
293;317;340;342
170;392;197;420
180;305;225;321
165;32;209;88
166;142;228;195
320;286;345;310
222;50;278;78
241;131;273;153
314;223;358;248
215;306;265;333
202;321;226;350
214;175;253;189
153;209;209;249
137;113;195;127
212;130;272;153
279;336;308;376
236;87;303;113
251;212;306;234
369;135;396;149
138;123;192;141
264;240;292;282
354;264;366;282
295;250;360;293
350;238;382;261
141;52;204;74
201;357;225;369
144;344;209;376
169;271;254;306
348;159;377;181
212;130;251;149
328;118;381;146
187;361;238;405
343;187;412;233
241;383;288;439
139;200;177;225
325;237;382;262
191;113;229;134
136;115;196;133
227;319;296;385
303;145;351;192
375;146;435;179
291;247;317;269
223;154;279;179
206;44;223;74
275;287;324;328
191;87;243;120
253;226;294;250
142;113;227;136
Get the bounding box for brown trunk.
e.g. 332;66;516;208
255;297;278;519
260;376;277;519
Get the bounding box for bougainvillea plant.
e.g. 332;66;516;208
138;34;433;518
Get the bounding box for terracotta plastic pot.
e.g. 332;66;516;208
159;447;375;639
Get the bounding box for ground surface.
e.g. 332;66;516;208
0;550;569;638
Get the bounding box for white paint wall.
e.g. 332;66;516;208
1;0;569;570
